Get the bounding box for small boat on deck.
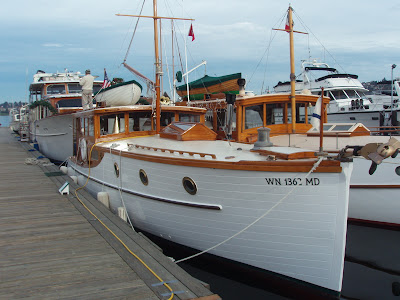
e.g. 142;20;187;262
176;73;242;101
29;69;102;162
94;79;142;107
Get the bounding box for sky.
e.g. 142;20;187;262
1;0;400;103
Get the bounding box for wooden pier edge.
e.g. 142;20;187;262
18;137;220;300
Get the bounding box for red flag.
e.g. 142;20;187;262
285;14;290;32
188;24;195;41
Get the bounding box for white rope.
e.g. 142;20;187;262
109;145;135;231
175;156;324;264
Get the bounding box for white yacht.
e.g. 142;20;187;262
274;60;400;130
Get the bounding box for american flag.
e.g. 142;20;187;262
102;69;111;89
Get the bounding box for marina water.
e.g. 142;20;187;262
153;222;400;299
0;115;10;127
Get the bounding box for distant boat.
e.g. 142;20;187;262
94;79;142;106
28;69;103;162
274;60;400;130
9;108;20;133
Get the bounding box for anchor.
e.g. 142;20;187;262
338;137;400;175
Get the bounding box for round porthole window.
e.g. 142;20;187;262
395;166;400;176
183;177;197;195
139;169;149;186
114;162;120;178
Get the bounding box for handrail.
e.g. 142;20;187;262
128;144;217;159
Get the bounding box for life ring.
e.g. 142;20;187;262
80;138;87;161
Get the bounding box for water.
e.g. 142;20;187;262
0;115;10;127
149;223;400;300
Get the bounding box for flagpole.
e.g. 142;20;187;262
153;0;161;133
319;87;324;153
288;5;297;133
273;6;307;133
185;25;189;105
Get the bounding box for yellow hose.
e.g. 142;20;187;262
73;136;175;299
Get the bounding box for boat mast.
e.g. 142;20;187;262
117;6;194;134
153;0;161;133
273;6;307;133
288;6;296;133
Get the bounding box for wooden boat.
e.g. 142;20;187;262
94;79;142;106
66;5;357;299
28;70;102;162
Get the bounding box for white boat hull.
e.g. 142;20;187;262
95;81;142;106
68;153;352;294
271;134;400;226
35;114;73;162
348;157;400;225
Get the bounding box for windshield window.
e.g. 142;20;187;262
46;84;66;95
330;90;348;100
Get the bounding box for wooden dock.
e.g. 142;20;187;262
0;128;220;300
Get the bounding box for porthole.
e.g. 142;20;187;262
114;162;120;178
139;169;149;186
183;177;197;195
395;166;400;176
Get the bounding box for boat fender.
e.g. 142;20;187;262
77;175;85;186
60;166;68;174
118;207;127;222
70;175;78;184
67;167;74;176
97;192;110;209
80;138;87;161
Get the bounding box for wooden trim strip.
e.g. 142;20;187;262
69;165;222;210
105;147;342;173
350;185;400;189
130;144;217;159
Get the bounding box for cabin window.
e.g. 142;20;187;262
217;109;226;130
245;105;263;129
93;84;102;94
161;112;175;127
266;104;284;125
56;98;82;108
47;84;66;95
139;169;149;185
179;113;200;123
90;150;99;161
296;103;306;123
67;84;81;94
129;111;152;131
100;113;125;135
80;117;86;135
182;177;197;195
88;117;94;136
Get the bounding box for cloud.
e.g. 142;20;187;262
42;43;63;48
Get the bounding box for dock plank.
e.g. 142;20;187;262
0;128;219;300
